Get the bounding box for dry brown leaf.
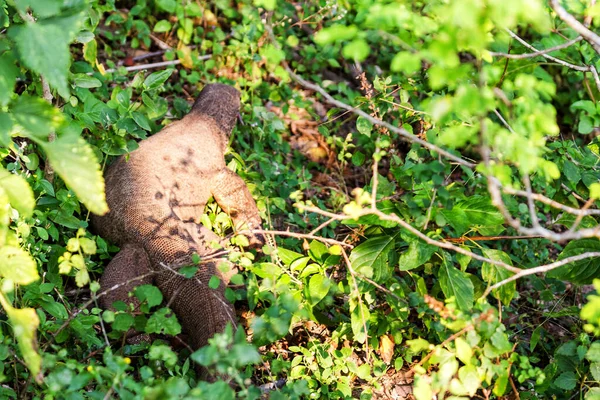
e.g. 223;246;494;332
379;334;395;364
177;44;194;69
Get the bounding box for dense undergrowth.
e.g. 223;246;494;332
4;0;600;399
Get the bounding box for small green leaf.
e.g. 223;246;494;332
153;20;172;33
146;307;181;336
356;116;372;136
0;246;39;285
134;285;163;309
72;74;102;88
143;69;174;91
0;168;35;217
156;0;176;12
314;25;358;45
351;302;370;343
307;274;331;306
342;39;370;61
208;275;221;289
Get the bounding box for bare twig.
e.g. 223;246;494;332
481;251;600;299
300;205;523;274
489;36;583;59
549;0;600;55
506;28;589;72
247;228;353;248
92;55;212;75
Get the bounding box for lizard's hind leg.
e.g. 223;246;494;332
99;243;155;343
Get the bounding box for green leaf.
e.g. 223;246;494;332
0;51;17;106
156;0;176;12
356;116;372;136
72;74;102;88
146;307;181;336
41;134;108;215
11;95;63;140
398;238;436;271
9;14;83;98
438;258;474;311
571;100;596;115
554;371;577;391
579;116;594;134
111;312;134;331
563;160;581;185
134;285;163;310
0;246;39;285
342;39;370;61
441;196;505;236
481;249;516;305
314;25;358;45
1;300;41;383
307;274;331;306
0;168;35;217
549;239;600;284
153;20;172;33
143;69;174;91
391;52;422;74
349;235;394;282
351;302;370;343
149;344;178;367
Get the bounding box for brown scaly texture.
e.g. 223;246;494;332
91;84;262;350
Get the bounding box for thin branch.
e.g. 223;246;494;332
523;175;541;230
300;205;523;274
247;228;353;248
489;36;583;59
481;251;600;299
506;28;589;72
549;0;600;55
91;55;212;75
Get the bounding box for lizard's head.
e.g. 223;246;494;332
191;83;241;138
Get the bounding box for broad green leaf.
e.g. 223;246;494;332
0;246;39;285
0;297;41;382
9;16;81;98
563;160;581;185
41;134;108;215
481;249;516;305
349;235;394;282
307;274;331;306
438;258;474;311
0;51;17;106
571;100;596;115
455;337;472;365
143;69;174;91
0;113;13;146
549;239;600;284
0;168;34;217
458;365;480;396
440;196;505;236
350;302;370;343
398;238;436;271
11;95;63;140
554;371;577;391
0;187;9;245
